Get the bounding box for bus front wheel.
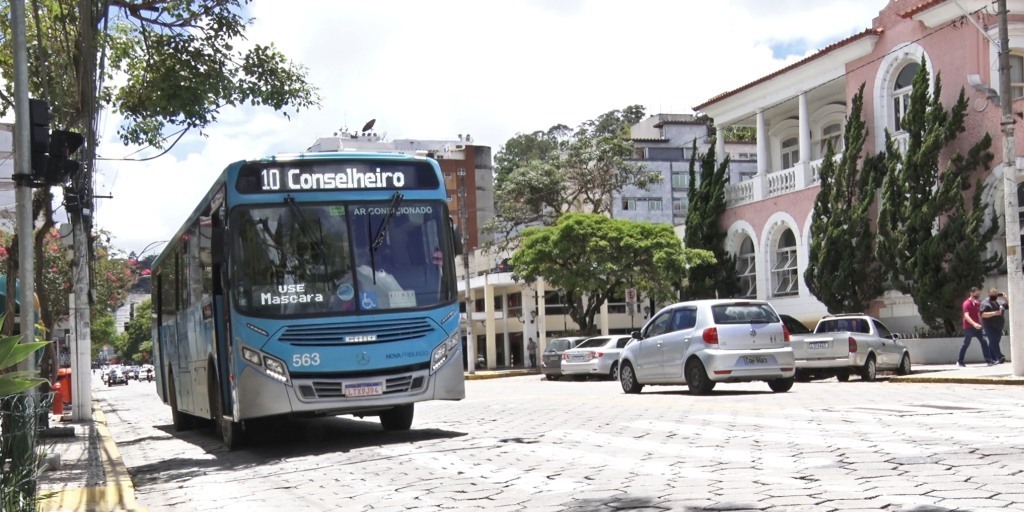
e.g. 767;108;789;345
210;371;244;450
380;404;414;431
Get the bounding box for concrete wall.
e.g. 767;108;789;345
903;337;1009;365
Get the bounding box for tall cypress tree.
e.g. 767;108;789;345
684;140;739;299
805;84;885;313
876;58;1001;333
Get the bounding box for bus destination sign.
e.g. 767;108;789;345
236;161;440;193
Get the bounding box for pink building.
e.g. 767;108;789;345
694;0;1024;332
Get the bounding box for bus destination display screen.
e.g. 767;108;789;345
236;161;440;193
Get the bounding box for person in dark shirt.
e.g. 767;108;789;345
980;288;1008;364
959;286;996;367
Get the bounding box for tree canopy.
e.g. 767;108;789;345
875;59;1000;333
804;84;885;313
487;106;659;250
510;213;713;334
683;140;738;299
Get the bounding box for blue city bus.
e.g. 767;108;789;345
150;152;465;448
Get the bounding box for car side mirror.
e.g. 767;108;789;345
891;333;901;340
631;330;641;339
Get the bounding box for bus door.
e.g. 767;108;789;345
208;201;234;416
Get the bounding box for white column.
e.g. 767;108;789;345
537;279;547;353
715;127;726;168
599;299;609;335
484;275;496;368
797;92;812;187
756;110;768;175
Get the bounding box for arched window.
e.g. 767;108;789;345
1011;53;1024;100
893;63;919;132
737;237;756;299
772;229;798;297
781;137;799;169
820;123;843;155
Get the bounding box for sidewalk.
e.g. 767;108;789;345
32;363;1022;511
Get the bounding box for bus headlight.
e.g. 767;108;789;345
431;334;460;374
262;355;289;383
241;347;263;366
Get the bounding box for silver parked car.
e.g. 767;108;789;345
541;337;587;380
561;335;633;380
793;314;911;382
619;299;796;395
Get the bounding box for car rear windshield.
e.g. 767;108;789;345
711;303;780;324
575;338;609;349
816;318;870;334
546;339;573;352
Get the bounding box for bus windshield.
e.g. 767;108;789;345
230;199;454;317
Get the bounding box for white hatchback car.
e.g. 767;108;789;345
560;335;633;380
619;299;796;395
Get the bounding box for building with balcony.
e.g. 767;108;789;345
694;0;1024;331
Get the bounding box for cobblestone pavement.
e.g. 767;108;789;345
95;375;1024;512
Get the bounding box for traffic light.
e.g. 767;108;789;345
25;98;84;187
28;99;50;178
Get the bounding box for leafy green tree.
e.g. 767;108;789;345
805;85;886;313
876;59;1000;333
487;106;658;249
90;314;125;363
510;213;713;334
123;299;152;363
684;140;739;299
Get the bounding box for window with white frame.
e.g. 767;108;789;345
648;199;663;211
737;237;756;299
893;62;919;132
1011;53;1024;100
772;229;799;297
622;198;636;211
1018;183;1024;264
671;173;688;189
781;137;799;169
820;123;843;155
672;198;687;214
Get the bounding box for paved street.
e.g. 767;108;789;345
94;374;1024;512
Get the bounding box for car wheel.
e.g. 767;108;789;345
685;359;715;395
794;370;811;383
619;362;643;394
768;377;794;393
897;353;912;376
861;355;877;382
608;362;619;381
836;373;850;382
380;404;414;431
545;374;558;381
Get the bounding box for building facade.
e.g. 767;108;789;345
695;0;1024;331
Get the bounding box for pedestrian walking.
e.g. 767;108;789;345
527;338;537;368
959;287;996;367
981;288;1008;364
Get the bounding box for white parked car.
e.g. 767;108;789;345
619;299;796;395
561;335;633;380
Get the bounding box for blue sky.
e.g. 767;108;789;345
88;0;890;256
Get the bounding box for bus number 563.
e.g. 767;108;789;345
293;353;320;367
262;168;281;190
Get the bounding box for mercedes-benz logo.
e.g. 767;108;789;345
356;351;370;366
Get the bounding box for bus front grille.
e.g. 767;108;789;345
298;374;427;399
279;319;435;346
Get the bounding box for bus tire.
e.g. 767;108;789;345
380;404;414;431
168;370;196;432
209;369;244;450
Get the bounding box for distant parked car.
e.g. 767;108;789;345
619;299;795;395
106;368;128;386
561;335;633;380
541;337;587;380
792;313;911;382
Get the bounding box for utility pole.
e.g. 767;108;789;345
998;0;1024;376
458;168;476;374
12;0;37;373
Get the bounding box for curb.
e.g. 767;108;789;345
465;370;539;380
890;376;1024;385
38;407;143;512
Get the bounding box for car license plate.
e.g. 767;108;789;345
344;382;383;397
808;341;829;349
743;356;768;365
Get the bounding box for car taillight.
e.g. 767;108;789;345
848;337;857;353
783;325;791;342
703;327;719;344
562;352;569;360
593;351;603;358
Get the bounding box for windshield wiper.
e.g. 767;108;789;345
284;196;330;275
368;192;404;283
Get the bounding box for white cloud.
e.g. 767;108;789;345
95;0;889;255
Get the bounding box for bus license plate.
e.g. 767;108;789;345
743;356;768;365
345;382;383;397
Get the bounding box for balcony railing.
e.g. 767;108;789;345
726;179;755;207
766;168;797;196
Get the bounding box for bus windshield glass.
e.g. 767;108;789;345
230;200;453;317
